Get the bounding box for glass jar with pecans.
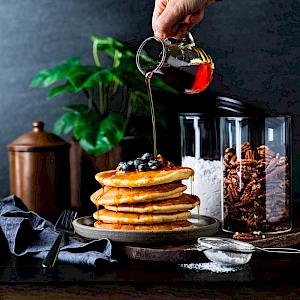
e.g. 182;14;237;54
220;116;292;234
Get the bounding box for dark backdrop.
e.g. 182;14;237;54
0;1;299;201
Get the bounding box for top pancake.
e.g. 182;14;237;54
95;166;194;187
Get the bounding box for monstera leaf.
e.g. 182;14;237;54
54;105;126;156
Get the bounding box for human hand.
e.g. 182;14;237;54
152;0;216;40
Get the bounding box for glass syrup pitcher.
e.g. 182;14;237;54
136;32;214;94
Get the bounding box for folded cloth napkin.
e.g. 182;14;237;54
0;195;115;266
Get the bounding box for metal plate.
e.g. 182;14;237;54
73;214;220;245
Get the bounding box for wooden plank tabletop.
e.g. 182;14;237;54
118;219;300;263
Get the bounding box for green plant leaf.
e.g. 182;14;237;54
29;69;51;88
89;35;136;62
62;113;78;134
29;57;81;88
79;113;126;156
47;82;72;98
53;112;78;135
74;110;99;140
66;66;116;90
62;104;90;114
98;113;126;145
80;131;112;156
89;35;125;56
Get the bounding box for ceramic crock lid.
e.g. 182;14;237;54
7;121;70;152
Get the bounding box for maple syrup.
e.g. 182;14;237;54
145;72;157;157
114;188;121;206
136;32;214;95
157;62;214;94
145;70;200;224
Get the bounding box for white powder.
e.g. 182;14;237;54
203;250;251;265
179;262;248;273
182;157;222;220
195;244;252;266
181;244;250;273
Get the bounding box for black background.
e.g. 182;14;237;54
0;0;299;201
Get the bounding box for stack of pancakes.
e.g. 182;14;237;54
90;159;200;230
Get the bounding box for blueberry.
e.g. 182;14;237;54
120;163;130;172
138;163;150;171
117;161;126;168
133;158;143;170
148;160;161;170
141;153;153;163
126;160;135;170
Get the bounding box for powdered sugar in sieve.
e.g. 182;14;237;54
197;237;300;266
196;238;254;265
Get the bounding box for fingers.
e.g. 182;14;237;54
152;0;186;39
152;0;207;39
172;23;190;39
204;0;216;6
182;7;205;33
172;8;205;39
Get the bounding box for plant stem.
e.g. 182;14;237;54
92;40;104;117
99;83;104;116
88;87;93;110
93;41;101;68
113;50;120;68
111;50;120;97
126;92;133;126
82;89;100;115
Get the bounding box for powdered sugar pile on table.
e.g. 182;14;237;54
179;262;248;273
182;157;221;220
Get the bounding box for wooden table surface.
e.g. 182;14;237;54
1;249;300;299
1;204;300;299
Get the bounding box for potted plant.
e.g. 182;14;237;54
30;34;177;157
29;34;177;211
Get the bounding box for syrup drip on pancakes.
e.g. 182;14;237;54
91;153;199;230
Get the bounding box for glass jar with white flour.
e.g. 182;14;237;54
179;96;267;221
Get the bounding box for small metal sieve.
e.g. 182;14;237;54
197;237;300;265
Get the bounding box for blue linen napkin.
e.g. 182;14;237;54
0;195;115;266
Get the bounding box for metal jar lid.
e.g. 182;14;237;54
7;121;70;152
178;95;269;118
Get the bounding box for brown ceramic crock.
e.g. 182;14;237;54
7;121;71;222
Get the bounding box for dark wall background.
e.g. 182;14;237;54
0;1;299;201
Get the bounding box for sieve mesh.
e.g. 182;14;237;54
198;237;255;253
197;237;255;265
197;237;300;265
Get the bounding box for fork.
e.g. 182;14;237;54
42;209;78;268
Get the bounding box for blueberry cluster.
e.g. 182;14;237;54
117;153;166;172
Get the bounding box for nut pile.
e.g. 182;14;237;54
223;142;291;233
116;153;174;172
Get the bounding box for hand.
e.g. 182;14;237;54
152;0;216;40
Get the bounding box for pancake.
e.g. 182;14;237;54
103;194;200;213
95;166;194;187
90;182;187;206
93;220;194;230
93;209;191;224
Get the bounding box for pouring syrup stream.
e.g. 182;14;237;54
145;72;157;158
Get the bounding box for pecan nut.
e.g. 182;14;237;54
223;142;291;234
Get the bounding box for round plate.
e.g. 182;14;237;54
73;214;220;245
